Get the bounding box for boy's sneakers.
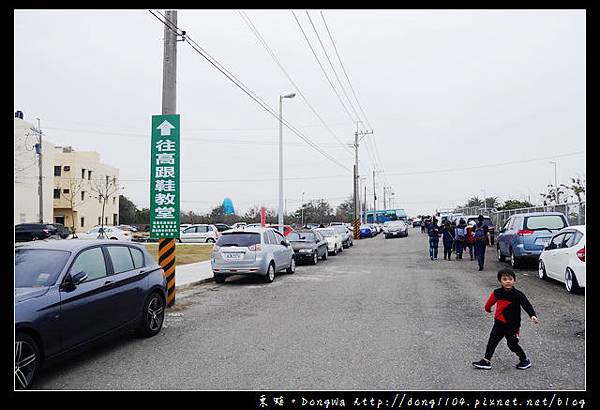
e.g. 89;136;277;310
472;359;491;369
516;359;531;370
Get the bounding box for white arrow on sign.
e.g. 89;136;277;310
157;120;176;136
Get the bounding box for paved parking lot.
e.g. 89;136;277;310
33;228;585;390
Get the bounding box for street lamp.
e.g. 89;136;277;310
301;191;305;227
548;161;558;204
279;93;296;234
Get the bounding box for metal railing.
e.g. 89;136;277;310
491;201;585;231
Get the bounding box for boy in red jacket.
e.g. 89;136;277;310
472;268;540;370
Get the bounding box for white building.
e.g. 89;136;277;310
53;147;120;233
14;112;55;224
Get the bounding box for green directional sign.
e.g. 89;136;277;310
150;114;180;238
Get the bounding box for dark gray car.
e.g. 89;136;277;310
15;240;167;389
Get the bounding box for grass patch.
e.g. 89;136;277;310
143;243;213;266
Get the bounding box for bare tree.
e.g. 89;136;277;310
90;176;119;239
58;178;87;238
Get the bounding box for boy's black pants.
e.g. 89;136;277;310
484;322;527;361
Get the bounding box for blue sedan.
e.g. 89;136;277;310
359;225;374;238
15;240;167;389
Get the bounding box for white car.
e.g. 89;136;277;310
538;225;585;294
178;224;220;243
77;226;132;241
315;228;343;255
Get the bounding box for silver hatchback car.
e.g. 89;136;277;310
211;227;295;284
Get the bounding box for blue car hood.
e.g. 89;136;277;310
15;287;50;303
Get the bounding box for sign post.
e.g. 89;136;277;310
150;114;180;307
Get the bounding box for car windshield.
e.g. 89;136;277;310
15;249;71;287
216;232;261;247
317;229;334;237
389;221;404;227
288;232;315;242
525;215;567;231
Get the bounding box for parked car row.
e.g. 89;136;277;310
15;240;167;389
15;223;71;242
211;224;354;284
495;211;585;294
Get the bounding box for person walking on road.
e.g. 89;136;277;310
427;217;441;260
454;218;467;260
473;215;489;271
472;268;539;370
441;221;455;260
465;221;476;261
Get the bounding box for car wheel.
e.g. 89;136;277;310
510;249;521;269
538;260;548;280
263;262;275;283
176;238;182;243
311;252;319;265
15;332;40;390
565;268;581;294
339;245;343;253
137;291;165;337
214;273;226;283
31;236;37;242
110;237;119;240
497;245;506;262
206;238;215;243
322;250;328;260
349;240;353;247
286;257;296;274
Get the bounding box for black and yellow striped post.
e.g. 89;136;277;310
353;218;361;240
159;238;176;307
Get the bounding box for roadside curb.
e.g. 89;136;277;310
175;276;214;290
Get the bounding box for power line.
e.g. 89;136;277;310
291;11;357;125
42;126;347;148
149;10;351;172
320;11;373;131
305;11;362;124
238;11;352;156
385;151;586;177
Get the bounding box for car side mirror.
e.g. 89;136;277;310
61;271;88;290
281;240;289;247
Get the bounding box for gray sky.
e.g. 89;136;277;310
14;9;586;217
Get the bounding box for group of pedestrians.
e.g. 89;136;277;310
424;215;489;271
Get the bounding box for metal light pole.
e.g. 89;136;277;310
35;118;43;223
301;191;305;227
549;161;558;204
278;93;296;234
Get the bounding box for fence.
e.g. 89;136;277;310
491;201;585;231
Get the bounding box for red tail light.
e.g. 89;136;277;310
517;230;535;236
576;247;585;262
248;244;262;251
42;229;49;234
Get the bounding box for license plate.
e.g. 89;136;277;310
223;252;243;260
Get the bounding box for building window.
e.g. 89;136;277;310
63;166;70;171
54;166;62;177
113;177;117;184
81;217;85;228
105;217;109;225
88;170;92;180
113;197;116;205
63;189;70;194
98;217;102;225
106;175;109;184
82;169;86;179
53;189;61;199
81;191;85;201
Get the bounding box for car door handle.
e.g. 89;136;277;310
103;280;113;286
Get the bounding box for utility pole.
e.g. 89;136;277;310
35;118;43;223
160;9;178;307
352;122;373;238
372;169;377;213
301;192;305;227
383;186;386;210
363;183;367;223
